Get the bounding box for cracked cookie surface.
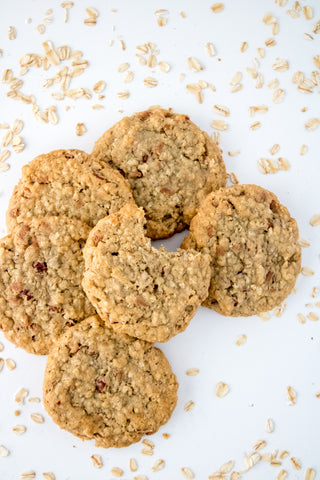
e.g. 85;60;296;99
82;204;211;342
0;217;94;354
6;149;134;231
181;184;301;316
43;315;178;448
92;107;226;239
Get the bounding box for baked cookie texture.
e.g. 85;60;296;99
43;315;178;448
6;149;134;231
181;184;301;316
0;217;94;355
91;107;226;239
82;203;211;343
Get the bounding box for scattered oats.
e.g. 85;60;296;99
211;3;224;13
8;26;16;40
305;118;319;131
187;57;204;72
265;418;274;433
272;22;279;35
236;334;247;346
249;105;268;116
286;386;296;405
0;123;10;129
36;24;45;34
47;106;58;125
143;77;158;88
287;9;299;19
130;458;138;472
20;472;36;479
269;144;280;155
12;119;23;135
124;71;134;83
304;33;314;41
279;451;289;460
231;83;243;93
14;388;28;405
181;467;194;479
91;455;103;469
228;150;240;157
230;71;242;85
6;358;16;370
0;150;10;163
92;104;104;110
158;61;170;73
303;6;313;20
314;55;320;70
205;42;216;57
2;130;13;147
273;58;289;71
290;457;302;470
184;400;195;412
257;47;265;58
278;157;290;171
28;397;40;403
61;1;74;22
268;78;279;89
93;80;106;93
186;368;199;376
215;381;229;398
261;453;273;462
220;461;234;474
213;104;230;117
31;413;44;423
240;41;248;52
212;120;228;131
277;470;288;480
253;439;267;451
0;163;10;172
297;313;306;324
1;69;13;83
212;132;221;144
312;20;320;34
147;54;157;68
120;40;126;51
301;267;315;276
118;62;130;73
229;172;239;184
310;214;320;226
292;71;304;84
134;476;148;480
263;12;276;25
142;439;154;448
307;312;319;322
0;445;9;457
13;143;25;153
305;468;316;480
42;474;55;480
141;448;153;456
152;459;165;472
245;452;261;468
75;122;86;136
300;144;308;155
273;88;285;103
250;121;261;131
117;90;130;99
13;425;26;435
111;467;123;477
265;38;276;47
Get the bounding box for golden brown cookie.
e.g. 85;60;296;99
43;315;178;448
91;107;226;239
82;204;211;342
6;149;134;231
181;184;301;316
0;217;94;354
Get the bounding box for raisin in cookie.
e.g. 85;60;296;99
181;184;301;316
43;315;178;448
0;217;94;354
6;149;134;231
82;204;210;342
91;107;226;239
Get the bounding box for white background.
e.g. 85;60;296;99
0;0;320;479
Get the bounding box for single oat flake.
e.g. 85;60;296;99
13;424;26;435
75;123;86;136
186;368;199;376
31;413;44;423
110;467;123;477
211;3;224;13
305;468;316;480
310;214;320;226
42;473;55;480
129;458;138;472
265;417;274;433
91;454;103;468
286;386;297;405
20;472;36;480
184;400;195;412
151;459;165;472
5;358;16;370
236;334;247;346
305;118;319;131
212;120;228;131
291;457;302;470
215;381;229;397
181;467;194;479
0;445;9;457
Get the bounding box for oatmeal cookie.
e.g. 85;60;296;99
82;204;210;342
181;184;301;316
91;107;226;239
0;217;94;354
6;149;134;231
43;315;178;448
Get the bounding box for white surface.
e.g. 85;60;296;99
0;0;320;479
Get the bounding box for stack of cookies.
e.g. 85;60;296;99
0;107;301;448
